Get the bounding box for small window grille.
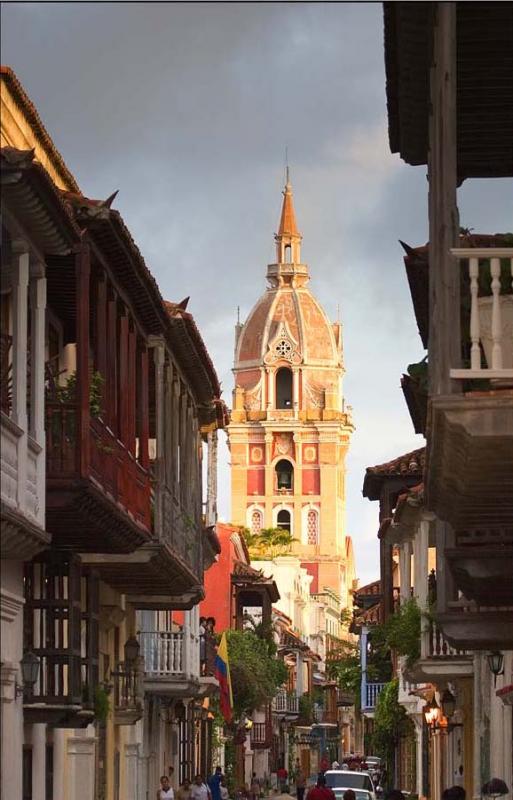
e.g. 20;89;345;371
251;510;262;535
307;510;319;545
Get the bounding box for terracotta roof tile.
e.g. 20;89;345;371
1;66;79;192
366;447;425;478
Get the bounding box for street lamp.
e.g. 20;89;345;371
423;698;440;729
124;636;140;666
16;651;40;697
441;689;456;720
486;652;504;686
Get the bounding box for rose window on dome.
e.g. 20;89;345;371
274;338;293;360
307;510;319;545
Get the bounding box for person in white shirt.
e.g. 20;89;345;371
190;775;211;800
331;761;340;770
159;775;175;800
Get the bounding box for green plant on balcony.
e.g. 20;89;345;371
373;598;422;669
94;685;111;724
46;369;105;419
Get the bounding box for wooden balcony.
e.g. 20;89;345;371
23;553;99;727
46;403;152;553
437;602;513;651
250;719;272;749
313;706;338;726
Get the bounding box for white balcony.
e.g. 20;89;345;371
407;621;473;683
1;259;49;560
139;629;217;698
449;248;513;381
272;688;299;717
427;247;513;533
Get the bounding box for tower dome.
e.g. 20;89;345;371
233;175;344;418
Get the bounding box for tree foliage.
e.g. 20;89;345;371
327;635;392;707
372;679;410;781
241;526;297;560
226;629;288;718
372;598;421;669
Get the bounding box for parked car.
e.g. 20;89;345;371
333;790;374;800
363;757;381;781
324;771;376;800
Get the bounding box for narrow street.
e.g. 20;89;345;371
1;4;512;800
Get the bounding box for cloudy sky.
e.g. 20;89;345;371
3;3;512;584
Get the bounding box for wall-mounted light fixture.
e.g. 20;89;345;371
15;651;40;697
486;652;504;686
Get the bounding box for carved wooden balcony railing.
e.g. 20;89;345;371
158;485;202;580
250;719;273;749
45;402;151;551
0;331;13;415
23;553;99;727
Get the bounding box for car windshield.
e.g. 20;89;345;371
325;774;373;792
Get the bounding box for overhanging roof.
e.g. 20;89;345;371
383;3;513;181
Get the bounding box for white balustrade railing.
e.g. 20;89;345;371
139;630;200;679
365;682;386;710
272;689;299;715
450;248;513;380
422;620;469;659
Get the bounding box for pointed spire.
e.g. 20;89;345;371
277;173;301;238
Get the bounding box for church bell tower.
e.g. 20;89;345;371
228;175;355;606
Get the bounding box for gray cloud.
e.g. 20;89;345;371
3;2;512;585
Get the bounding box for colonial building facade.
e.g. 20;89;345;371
0;66;226;800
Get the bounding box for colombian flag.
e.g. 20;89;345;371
214;632;233;723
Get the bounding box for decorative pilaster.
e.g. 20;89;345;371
206;429;218;527
30;274;46;526
31;723;47;800
399;541;412;604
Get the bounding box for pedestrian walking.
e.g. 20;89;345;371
209;767;224;800
295;764;307;800
176;779;192;800
159;775;175;800
277;766;288;793
220;778;230;800
250;772;260;800
307;775;336;800
191;775;212;800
